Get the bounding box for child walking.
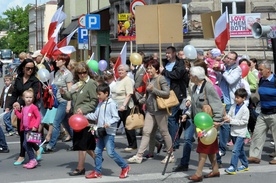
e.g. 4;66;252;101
0;75;15;136
14;88;41;169
223;88;249;174
81;83;130;179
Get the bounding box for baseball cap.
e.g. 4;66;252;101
32;50;42;58
196;49;204;56
210;48;221;57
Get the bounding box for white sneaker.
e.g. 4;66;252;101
127;155;142;164
161;154;175;164
269;152;276;157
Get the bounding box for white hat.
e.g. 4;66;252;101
211;48;221;57
32;50;42;58
240;55;250;61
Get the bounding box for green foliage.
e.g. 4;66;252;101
0;17;9;30
2;4;31;54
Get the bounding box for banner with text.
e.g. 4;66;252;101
229;13;261;37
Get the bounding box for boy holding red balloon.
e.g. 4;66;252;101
81;83;130;179
223;88;249;175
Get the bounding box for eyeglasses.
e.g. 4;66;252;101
226;56;236;61
25;67;34;71
77;71;87;75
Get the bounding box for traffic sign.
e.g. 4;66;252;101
78;28;88;49
130;0;146;15
78;14;86;28
85;14;100;30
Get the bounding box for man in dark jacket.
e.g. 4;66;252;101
160;46;189;150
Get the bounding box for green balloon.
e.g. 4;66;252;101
88;60;98;72
194;112;213;130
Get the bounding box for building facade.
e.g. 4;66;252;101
109;0;276;61
29;1;57;52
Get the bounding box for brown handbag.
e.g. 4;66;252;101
126;107;144;130
156;76;179;115
202;87;213;117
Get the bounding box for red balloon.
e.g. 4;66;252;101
240;63;250;78
69;114;89;132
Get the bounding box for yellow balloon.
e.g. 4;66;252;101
124;21;130;29
200;127;217;145
130;53;142;65
37;64;45;70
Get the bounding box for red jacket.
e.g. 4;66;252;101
14;104;41;131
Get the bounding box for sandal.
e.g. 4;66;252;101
62;136;72;142
68;168;85;176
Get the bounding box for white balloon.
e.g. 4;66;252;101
183;45;197;59
37;68;50;82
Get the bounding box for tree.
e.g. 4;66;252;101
3;5;31;54
0;16;9;30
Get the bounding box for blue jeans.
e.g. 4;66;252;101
3;111;14;133
168;104;180;149
94;134;128;173
47;101;71;149
230;136;248;170
180;119;195;167
0;125;8;149
217;104;231;164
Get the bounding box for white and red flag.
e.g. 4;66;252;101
48;5;67;40
214;8;230;52
41;22;63;57
113;42;127;79
57;28;78;48
52;46;76;56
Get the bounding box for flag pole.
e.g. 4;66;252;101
157;6;162;67
130;41;133;67
211;15;217;50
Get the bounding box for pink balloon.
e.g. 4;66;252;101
214;85;222;98
69;114;89;132
240;63;250;78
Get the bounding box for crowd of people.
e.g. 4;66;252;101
0;46;275;182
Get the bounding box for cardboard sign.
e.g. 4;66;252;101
201;11;221;39
135;3;183;44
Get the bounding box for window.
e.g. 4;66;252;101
221;0;245;14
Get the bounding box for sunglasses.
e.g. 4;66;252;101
25;67;34;71
77;71;87;75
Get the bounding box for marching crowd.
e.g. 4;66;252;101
0;46;276;182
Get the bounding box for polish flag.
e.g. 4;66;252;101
48;6;67;40
41;22;63;57
52;46;76;56
214;8;230;52
113;42;127;79
57;28;78;48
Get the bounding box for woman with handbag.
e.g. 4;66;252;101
7;59;43;165
127;59;173;164
182;66;224;182
60;61;98;176
111;64;137;152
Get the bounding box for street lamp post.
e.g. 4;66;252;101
35;0;38;50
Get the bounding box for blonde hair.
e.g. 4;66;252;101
19;52;27;60
4;74;13;81
23;88;34;98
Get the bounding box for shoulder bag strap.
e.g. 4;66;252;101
156;75;171;115
98;98;109;125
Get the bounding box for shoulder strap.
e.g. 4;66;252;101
98;98;109;125
157;76;161;90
